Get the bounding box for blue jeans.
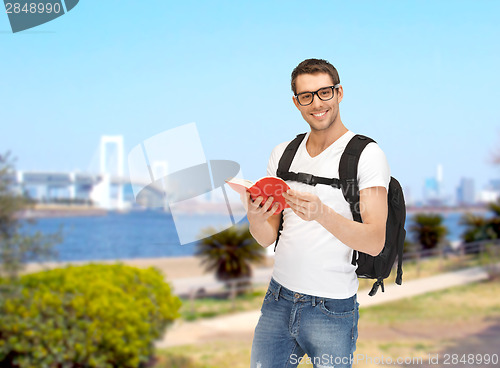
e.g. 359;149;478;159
251;278;359;368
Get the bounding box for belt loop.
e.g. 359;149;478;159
275;285;281;301
312;296;316;307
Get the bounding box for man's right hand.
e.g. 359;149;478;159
240;191;282;247
241;191;280;225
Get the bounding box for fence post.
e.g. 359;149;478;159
459;243;466;267
230;279;237;311
479;241;485;256
189;288;196;316
438;248;444;271
415;250;421;278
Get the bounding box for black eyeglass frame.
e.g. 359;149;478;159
294;84;341;106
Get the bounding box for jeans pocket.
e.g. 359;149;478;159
262;279;280;305
263;288;278;305
319;296;356;317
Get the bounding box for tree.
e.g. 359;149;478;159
460;199;500;242
0;152;60;280
195;224;265;292
487;199;500;238
488;135;500;238
460;213;494;243
409;213;447;251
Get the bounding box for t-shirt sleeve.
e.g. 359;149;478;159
267;141;289;177
357;142;391;191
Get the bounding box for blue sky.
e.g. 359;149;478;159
1;0;499;203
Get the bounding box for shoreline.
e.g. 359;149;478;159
22;255;275;280
16;204;167;220
16;204;108;219
15;205;248;219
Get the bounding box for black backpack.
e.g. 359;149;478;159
275;133;406;296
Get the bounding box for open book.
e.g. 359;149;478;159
225;176;290;215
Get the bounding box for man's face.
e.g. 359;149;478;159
293;73;343;132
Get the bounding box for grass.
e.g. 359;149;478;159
154;340;251;368
155;278;500;368
357;252;483;290
360;279;500;325
179;287;268;321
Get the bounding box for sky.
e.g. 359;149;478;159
1;0;500;203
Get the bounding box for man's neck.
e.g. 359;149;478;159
306;120;348;157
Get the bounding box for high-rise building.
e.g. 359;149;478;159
423;164;446;206
477;178;500;204
456;177;475;205
424;177;439;204
489;179;500;191
403;186;413;206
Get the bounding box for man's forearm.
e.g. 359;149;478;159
316;204;385;256
249;220;278;248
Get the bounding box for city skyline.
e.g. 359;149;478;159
1;1;500;203
9;132;499;208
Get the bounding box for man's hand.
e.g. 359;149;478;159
283;189;324;222
240;191;282;247
242;191;281;225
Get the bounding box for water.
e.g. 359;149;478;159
408;212;464;244
21;210;471;262
22;210;248;262
441;212;464;241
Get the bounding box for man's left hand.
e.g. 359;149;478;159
283;189;324;222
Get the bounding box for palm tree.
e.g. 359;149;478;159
409;213;447;251
487;200;500;239
195;224;265;292
460;213;492;243
460;200;500;244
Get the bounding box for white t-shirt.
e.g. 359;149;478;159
267;130;390;299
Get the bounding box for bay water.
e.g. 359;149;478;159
22;210;468;262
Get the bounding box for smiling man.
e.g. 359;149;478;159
246;59;391;368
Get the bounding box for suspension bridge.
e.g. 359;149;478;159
8;136;165;210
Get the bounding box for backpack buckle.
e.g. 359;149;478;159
297;172;316;185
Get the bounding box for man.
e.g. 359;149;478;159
246;59;390;368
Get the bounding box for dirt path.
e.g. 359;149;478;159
412;319;500;368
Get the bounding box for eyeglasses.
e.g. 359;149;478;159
294;84;340;106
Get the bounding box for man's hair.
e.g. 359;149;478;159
291;59;340;94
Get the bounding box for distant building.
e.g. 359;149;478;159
424;177;441;205
403;186;414;206
478;178;500;204
423;164;447;206
456;177;475;206
489;179;500;191
478;190;500;204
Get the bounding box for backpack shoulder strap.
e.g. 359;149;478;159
339;134;375;266
338;134;375;223
276;133;307;176
274;133;307;251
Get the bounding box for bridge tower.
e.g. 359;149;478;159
90;135;125;210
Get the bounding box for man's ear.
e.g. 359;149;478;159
336;85;344;103
292;95;300;110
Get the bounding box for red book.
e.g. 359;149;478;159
225;176;290;215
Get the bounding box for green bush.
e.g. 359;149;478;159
0;263;182;368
